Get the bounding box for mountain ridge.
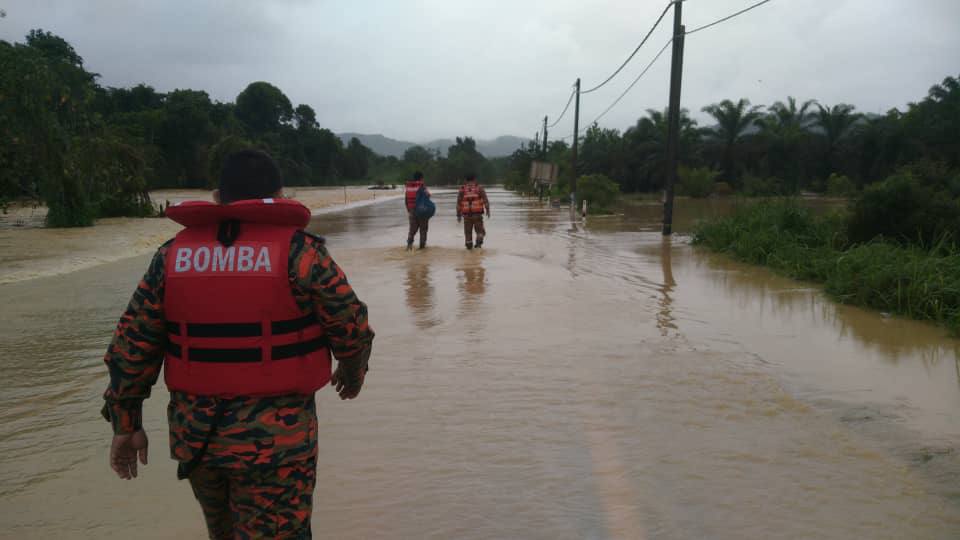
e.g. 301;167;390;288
337;133;530;158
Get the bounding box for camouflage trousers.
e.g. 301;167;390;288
187;457;316;540
463;214;485;247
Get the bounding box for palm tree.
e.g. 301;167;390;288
814;103;861;176
701;98;764;182
757;97;816;190
624;108;698;192
761;97;816;136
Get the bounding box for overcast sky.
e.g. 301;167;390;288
3;0;959;141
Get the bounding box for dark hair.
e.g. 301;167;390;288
217;149;282;246
413;171;424;181
219;149;282;204
466;173;476;181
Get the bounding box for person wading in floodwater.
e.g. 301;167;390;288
101;149;374;539
404;171;433;250
456;173;490;250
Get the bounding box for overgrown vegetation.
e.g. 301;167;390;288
692;197;960;334
1;30;503;226
577;174;620;214
503;73;960;203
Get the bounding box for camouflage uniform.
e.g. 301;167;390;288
457;183;490;248
102;230;374;539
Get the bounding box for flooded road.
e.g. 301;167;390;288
1;190;959;538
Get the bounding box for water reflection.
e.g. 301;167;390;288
404;258;439;330
657;236;677;336
456;263;487;308
694;249;960;368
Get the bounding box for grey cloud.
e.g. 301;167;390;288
1;0;958;140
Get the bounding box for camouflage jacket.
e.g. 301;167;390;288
102;230;374;469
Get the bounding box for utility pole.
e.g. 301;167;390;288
571;78;581;220
662;1;685;236
534;131;540;152
542;116;549;157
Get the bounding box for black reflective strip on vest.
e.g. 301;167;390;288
166;336;327;363
164;315;317;338
270;314;316;335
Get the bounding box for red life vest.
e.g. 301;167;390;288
405;180;424;211
162;198;332;398
458;183;485;215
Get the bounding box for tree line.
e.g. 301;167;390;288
505;73;960;201
1;30;501;226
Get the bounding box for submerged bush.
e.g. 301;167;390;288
741;174;783;197
826;173;857;197
694;201;960;334
678;166;719;198
847;171;959;246
692;201;845;281
577;173;619;214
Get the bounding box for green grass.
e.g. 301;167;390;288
692;201;960;334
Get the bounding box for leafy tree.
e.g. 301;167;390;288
158;89;216;187
235;81;293;134
339;137;372;179
294;104;318;131
403;145;433;165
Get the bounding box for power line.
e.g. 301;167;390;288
547;86;577;128
579;0;777;128
581;1;673;94
588;38;674;126
685;0;774;35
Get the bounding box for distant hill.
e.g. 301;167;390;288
337;133;530;158
337;133;417;158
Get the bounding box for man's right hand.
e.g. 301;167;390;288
457;215;462;223
332;363;366;400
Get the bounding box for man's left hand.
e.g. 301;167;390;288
110;429;148;480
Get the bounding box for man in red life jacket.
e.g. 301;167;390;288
102;149;374;539
456;173;490;250
404;171;431;250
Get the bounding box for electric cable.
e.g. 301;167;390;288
685;0;774;35
588;38;674;126
581;1;674;94
547;86;577;128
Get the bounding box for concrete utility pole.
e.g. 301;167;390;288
542;116;549;157
662;1;686;236
571;78;581;221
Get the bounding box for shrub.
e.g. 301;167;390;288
678;166;718;198
847;171;960;246
741;174;782;196
577;173;620;214
826;173;857;197
713;182;734;197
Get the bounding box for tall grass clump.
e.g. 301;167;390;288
692;200;960;334
825;241;960;334
692;200;845;282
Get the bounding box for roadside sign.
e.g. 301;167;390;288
529;161;559;185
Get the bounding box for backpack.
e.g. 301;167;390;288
414;185;435;219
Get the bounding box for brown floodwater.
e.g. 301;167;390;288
1;191;959;539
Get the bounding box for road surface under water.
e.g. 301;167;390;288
1;190;959;539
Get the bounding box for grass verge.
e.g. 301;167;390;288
692;201;960;334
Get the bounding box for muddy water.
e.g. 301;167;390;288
1;191;959;539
